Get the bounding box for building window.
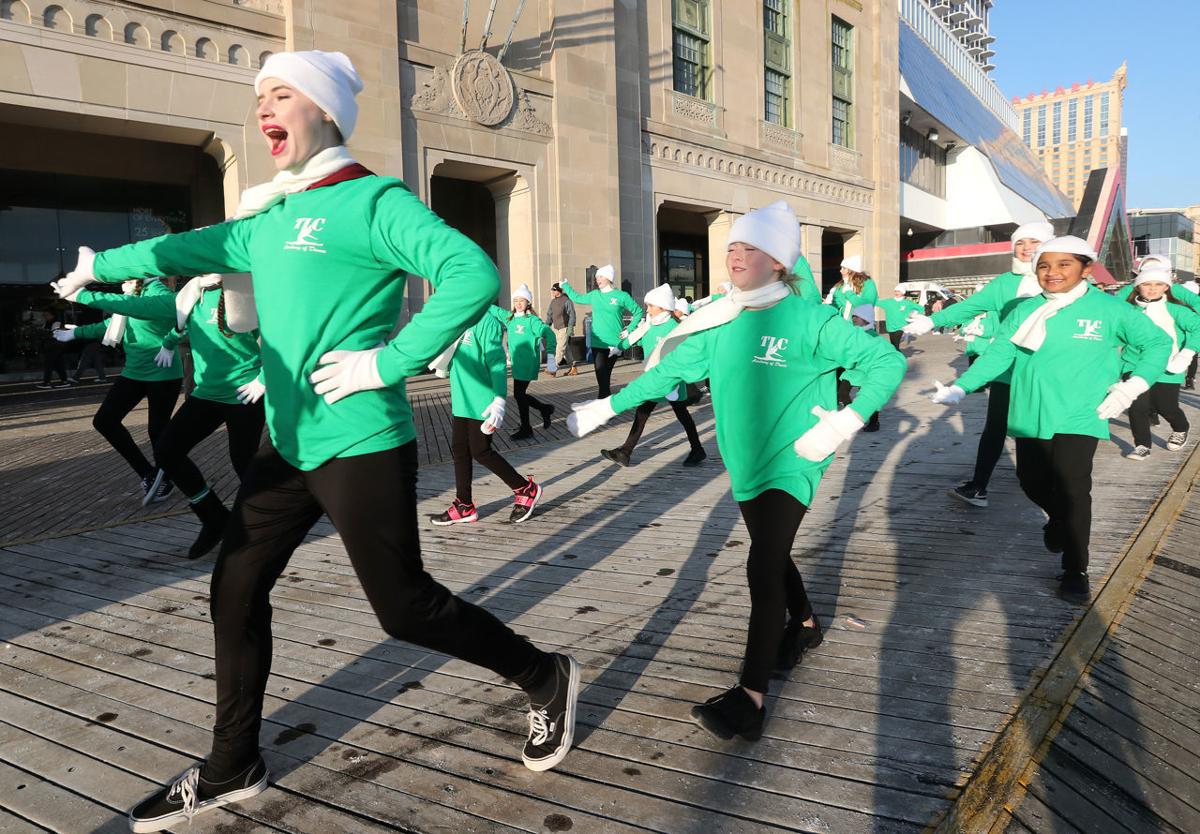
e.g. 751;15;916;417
763;0;791;126
1100;92;1110;134
1068;99;1077;142
831;16;854;148
1084;95;1094;140
1052;101;1062;144
1023;109;1032;146
672;0;712;101
899;124;947;197
1037;105;1047;147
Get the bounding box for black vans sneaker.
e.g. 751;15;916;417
1057;571;1091;604
776;614;824;672
522;653;580;772
682;448;707;467
601;448;631;467
540;403;555;429
949;482;988;508
150;477;175;505
690;685;764;742
128;757;268;832
140;470;164;507
1043;520;1065;554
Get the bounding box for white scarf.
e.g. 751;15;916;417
1138;298;1181;359
102;315;126;348
174;274;224;330
626;310;672;351
428;333;465;376
1010;281;1089;352
1009;258;1043;299
645;281;791;370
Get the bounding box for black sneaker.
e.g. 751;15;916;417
430;499;478;526
188;491;230;560
1057;571;1091;604
35;383;53;390
52;380;71;388
689;685;764;742
140;470;165;507
776;614;824;672
510;426;535;440
1167;432;1187;452
149;477;175;505
522;653;580;772
682;448;707;467
862;413;881;433
1124;445;1151;461
949;482;988;508
601;448;631;467
128;757;268;832
540;403;555;429
1043;520;1065;554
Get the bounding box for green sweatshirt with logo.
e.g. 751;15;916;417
963;312;998;358
451;309;508;420
791;254;822;303
494;307;556;382
611;294;906;504
90;175;500;470
162;288;262;404
931;270;1036;384
954;286;1171;440
72;281;183;383
877;298;923;332
1121;299;1200;385
830;277;879;317
1172;283;1200;310
627;314;685;402
561;284;643;349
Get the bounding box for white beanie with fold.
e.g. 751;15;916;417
644;283;676;311
1011;221;1056;275
256;51;364;141
511;283;533;304
595;264;615;286
727;201;801;268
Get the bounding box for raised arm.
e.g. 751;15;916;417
74;288;176;323
93;220;255;283
814;315;906;419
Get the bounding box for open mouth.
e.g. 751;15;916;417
263;125;288;157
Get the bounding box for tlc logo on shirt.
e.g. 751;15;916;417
1073;319;1103;341
515;324;527;334
753;336;789;367
285;218;327;254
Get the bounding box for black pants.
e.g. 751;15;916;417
1129;383;1188;448
513;379;550;431
207;441;550;775
154;396;266;499
969;381;1011;491
836;377;879;429
452;416;526;503
74;341;107;380
888;330;903;350
594;349;618;398
1187;355;1197;388
92;376;182;479
41;348;67;384
619;399;702;457
1014;434;1098;574
738;490;812;694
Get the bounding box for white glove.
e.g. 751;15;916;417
903;314;935;336
962;319;986;338
51;246;96;301
236;376;266;405
53;328;76;343
480;396;506;434
1097;377;1150;420
619;329;629;340
931;380;966;405
665;386;680;403
793;406;865;462
545;355;558;374
154;347;175;368
608;346;621;357
309;347;385;405
567;398;616;437
1167;349;1196;375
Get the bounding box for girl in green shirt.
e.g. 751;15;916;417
826;255;879;320
568;201;906;742
55;278;182;504
560;265;643;398
499;284;557;440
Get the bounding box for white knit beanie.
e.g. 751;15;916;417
511;283;533;304
1011;221;1055;244
1034;236;1098;265
727;201;801;267
1134;265;1173;287
644;283;675;310
675;298;690;315
595;264;615;285
1136;254;1172;274
840;254;864;273
256;51;364;141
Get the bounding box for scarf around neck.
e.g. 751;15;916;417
1138;297;1181;358
645;280;791;370
626;309;672;351
1010;281;1089;352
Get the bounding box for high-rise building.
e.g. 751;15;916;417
1129;209;1197;283
1013;64;1128;208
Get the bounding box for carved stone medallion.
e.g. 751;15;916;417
451;50;515;126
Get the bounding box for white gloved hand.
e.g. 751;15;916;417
53;328;76;343
236;376;266;405
309;347;385;405
567;398;616;437
1167;349;1196;375
546;355;559;375
154;347;175;368
607;346;621;357
931;380;966;405
665;385;680;402
480;396;506;434
51;246;97;301
792;406;865;462
432;367;449;379
903;314;935;336
619;328;629;341
1097;376;1150;420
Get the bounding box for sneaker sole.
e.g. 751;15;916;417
1167;444;1185;452
149;486;174;505
947;487;987;508
1123;453;1148;460
522;655;580;772
510;484;542;525
128;771;269;833
430;514;478;527
141;470;165;508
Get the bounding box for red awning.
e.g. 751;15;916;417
1089;262;1118;286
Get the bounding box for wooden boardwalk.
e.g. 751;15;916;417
0;338;1197;833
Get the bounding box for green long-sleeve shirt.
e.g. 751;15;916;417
611;295;907;504
830;277;879;318
451;310;507;419
92;174;500;470
963;312;997;358
161;287;262;404
494;307;556;382
790;255;822;303
931;271;1038;384
72;281;183;382
1121;299;1200;385
955;286;1171;440
877;298;923;332
627;315;685;402
561;283;643;349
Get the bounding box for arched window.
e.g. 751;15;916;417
161;30;184;53
42;4;70;30
228;44;247;66
124;22;150;47
85;14;111;39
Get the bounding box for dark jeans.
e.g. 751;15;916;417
74;341;108;380
1187;354;1197;388
452;416;526;503
594;349;619;398
888;330;903;350
154;395;266;499
1129;383;1188;448
1015;434;1099;574
513;379;550;431
206;441;550;775
737;490;813;694
41;348;67;384
92;376;182;479
619;399;702;457
970;381;1011;491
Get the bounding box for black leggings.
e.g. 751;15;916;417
452;416;527;503
738;490;812;693
619;399;702;456
513;379;550;430
594;348;619;398
836;377;879;428
1014;434;1098;574
41;348;67;384
92;376;182;479
888;330;903;350
154;396;266;499
970;381;1011;491
207;441;551;775
1129;383;1188;448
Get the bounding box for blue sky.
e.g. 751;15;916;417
988;0;1198;209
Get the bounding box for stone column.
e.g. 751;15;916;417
800;223;824;290
488;173;535;306
706;210;739;293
